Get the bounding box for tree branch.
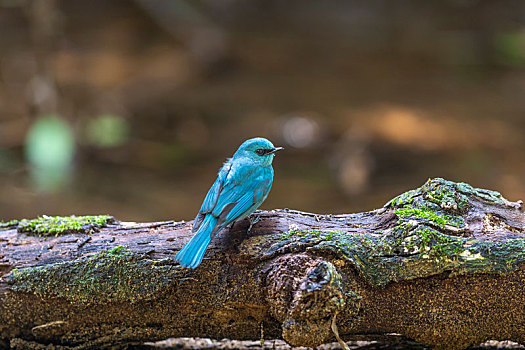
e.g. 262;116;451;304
1;178;524;349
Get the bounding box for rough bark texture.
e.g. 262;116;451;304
1;178;525;350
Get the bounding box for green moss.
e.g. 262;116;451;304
279;229;375;258
107;245;128;255
2;215;116;236
420;179;470;212
391;179;468;235
387;189;418;208
395;205;465;229
388;178;507;214
0;219;19;229
282;229;352;243
7;247;182;303
414;227;464;259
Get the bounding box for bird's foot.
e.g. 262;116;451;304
247;214;261;233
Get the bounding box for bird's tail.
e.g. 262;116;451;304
175;215;217;269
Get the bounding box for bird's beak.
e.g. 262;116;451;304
269;147;284;154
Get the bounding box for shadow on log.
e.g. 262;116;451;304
1;178;525;349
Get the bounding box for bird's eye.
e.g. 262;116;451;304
255;148;266;156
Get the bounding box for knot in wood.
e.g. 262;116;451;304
265;254;346;347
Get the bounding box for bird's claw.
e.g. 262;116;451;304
247;214;261;233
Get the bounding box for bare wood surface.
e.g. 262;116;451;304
1;178;525;350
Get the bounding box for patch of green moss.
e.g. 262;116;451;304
377;224;458;258
107;245;128;255
279;229;375;258
414;227;464;258
389;179;468;238
7;247;182;303
395;205;465;229
389;178;507;211
283;229;345;242
387;189;419;208
0;219;19;229
5;215;116;236
362;226;525;285
421;179;469;212
456;181;504;204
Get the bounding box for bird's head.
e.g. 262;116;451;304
233;137;283;166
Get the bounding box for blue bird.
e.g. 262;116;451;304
175;137;283;269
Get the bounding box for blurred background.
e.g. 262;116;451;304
0;0;524;222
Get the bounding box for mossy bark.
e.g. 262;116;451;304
1;178;524;349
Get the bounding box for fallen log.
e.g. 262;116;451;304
1;178;524;349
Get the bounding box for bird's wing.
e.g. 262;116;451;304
212;166;273;228
223;176;272;224
210;163;257;217
193;159;233;232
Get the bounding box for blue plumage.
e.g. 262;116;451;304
175;137;283;268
